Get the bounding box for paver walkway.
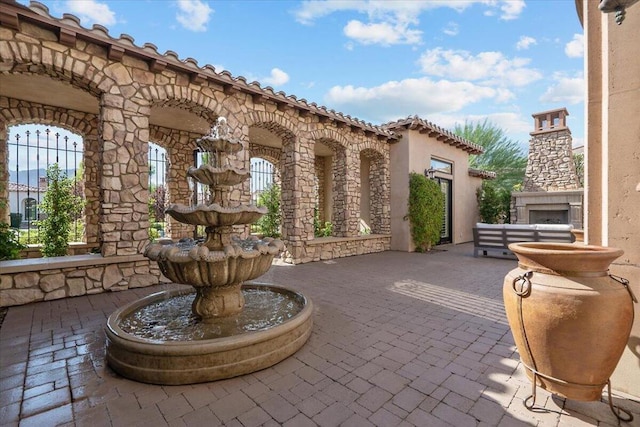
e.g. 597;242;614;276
1;243;639;426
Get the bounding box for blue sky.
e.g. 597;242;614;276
15;0;585;152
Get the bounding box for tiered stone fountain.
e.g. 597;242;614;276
105;118;313;385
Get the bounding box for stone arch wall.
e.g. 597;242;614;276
245;115;300;245
249;144;281;166
1;3;393;272
0;96;102;244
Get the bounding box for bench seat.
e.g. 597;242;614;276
473;223;574;258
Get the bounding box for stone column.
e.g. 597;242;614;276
99;93;150;256
280;135;315;263
0;120;9;223
343;147;361;237
166;131;197;240
369;154;390;234
331;148;348;236
82;130;101;245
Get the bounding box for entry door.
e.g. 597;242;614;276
436;178;452;244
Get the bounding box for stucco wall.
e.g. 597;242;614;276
583;1;640;398
389;129;482;252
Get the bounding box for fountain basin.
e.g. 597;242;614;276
105;283;313;385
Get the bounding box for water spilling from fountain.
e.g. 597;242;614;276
105;118;313;385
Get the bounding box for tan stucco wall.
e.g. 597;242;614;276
389;130;481;251
389;138;411;251
583;1;640;398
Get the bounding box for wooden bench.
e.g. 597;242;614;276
473;223;574;258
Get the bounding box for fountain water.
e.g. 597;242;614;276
105;118;313;385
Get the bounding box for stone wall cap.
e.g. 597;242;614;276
0;253;148;274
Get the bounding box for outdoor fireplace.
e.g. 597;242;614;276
511;108;583;228
529;209;568;225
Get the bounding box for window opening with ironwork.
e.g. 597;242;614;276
7;125;84;245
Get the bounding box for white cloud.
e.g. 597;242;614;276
443;22;459;36
516;36;537;50
294;1;525;25
262;68;290;86
418;48;542;87
64;0;116;26
539;73;584;105
293;1;524;46
565;34;584;58
324;77;498;122
499;0;526;20
176;0;213;32
343;20;422;45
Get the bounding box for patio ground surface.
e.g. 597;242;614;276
1;242;639;427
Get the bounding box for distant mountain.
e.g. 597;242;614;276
9;168;78;187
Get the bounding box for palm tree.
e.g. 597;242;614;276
455;119;527;191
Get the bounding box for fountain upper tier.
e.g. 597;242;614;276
165;203;266;227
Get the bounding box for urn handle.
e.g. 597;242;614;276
512;270;533;297
609;273;638;303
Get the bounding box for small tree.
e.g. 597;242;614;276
407;173;444;252
38;164;83;257
477;180;511;224
256;183;281;238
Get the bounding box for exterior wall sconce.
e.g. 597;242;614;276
424;167;436;179
599;0;639;24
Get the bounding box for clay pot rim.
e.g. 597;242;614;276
508;242;623;274
508;241;622;256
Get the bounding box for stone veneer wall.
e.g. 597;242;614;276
291;235;391;264
0;256;168;307
523;129;580;191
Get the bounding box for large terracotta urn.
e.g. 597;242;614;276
503;242;635;402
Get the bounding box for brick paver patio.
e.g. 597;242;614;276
1;243;638;426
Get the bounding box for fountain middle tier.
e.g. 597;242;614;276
187;164;249;187
165;203;267;226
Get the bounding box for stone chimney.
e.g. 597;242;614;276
523;108;581;192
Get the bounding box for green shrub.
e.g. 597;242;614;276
313;207;333;237
477;181;511;224
407;173;444;252
256;183;281;238
37;164;84;257
0;222;26;260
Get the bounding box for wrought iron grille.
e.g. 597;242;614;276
148;143;167;240
7;126;83;244
250;158;275;204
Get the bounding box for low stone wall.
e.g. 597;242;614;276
300;234;391;263
0;254;168;307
